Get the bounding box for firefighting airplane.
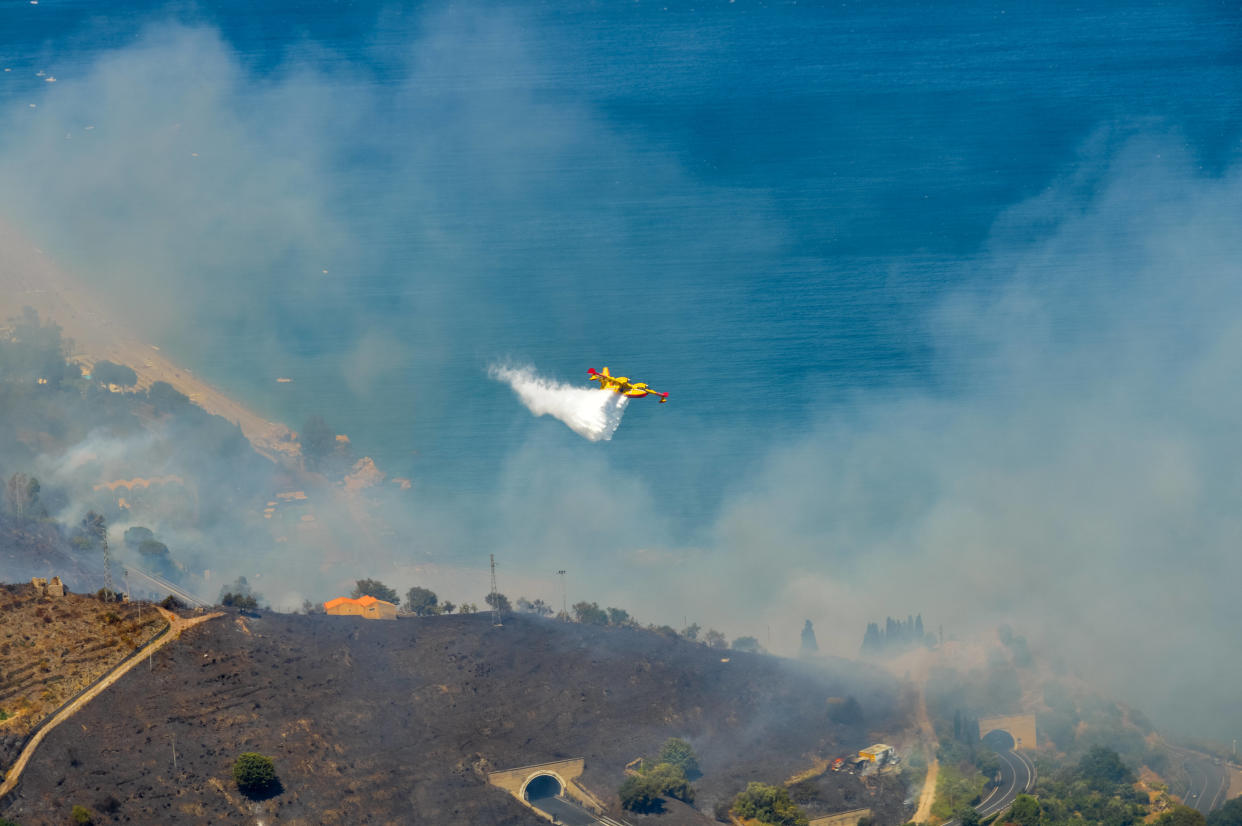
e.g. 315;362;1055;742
587;367;669;403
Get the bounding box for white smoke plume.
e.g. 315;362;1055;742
490;364;628;441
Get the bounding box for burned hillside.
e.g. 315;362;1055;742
1;611;912;825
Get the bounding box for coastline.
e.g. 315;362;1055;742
0;219;299;463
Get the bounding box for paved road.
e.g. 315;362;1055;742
1168;746;1230;814
531;794;617;826
944;747;1036;826
978;748;1037;819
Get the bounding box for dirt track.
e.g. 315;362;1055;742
1;612;912;825
887;649;939;823
0;608;222;800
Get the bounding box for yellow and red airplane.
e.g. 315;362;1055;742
587;367;669;403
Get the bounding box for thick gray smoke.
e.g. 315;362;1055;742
0;9;1239;747
688;140;1242;740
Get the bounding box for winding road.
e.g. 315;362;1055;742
942;745;1036;826
1167;746;1230;815
975;748;1037;819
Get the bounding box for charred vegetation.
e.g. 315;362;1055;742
1;611;911;825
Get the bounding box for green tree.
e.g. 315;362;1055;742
2;308;73;386
658;737;700;777
70;805;93;825
138;538;170;558
485;591;511;613
732;636;762;653
705;629;727;650
681;622;701;641
440;600;456;614
351;578;399;604
233;752;278;796
645;762;693;803
147;380;189;412
608;607;632;626
4;472;41;520
75;511;107;551
619;773;662;813
619;762;693;812
123;526;155;551
517;597;553;616
1158;807;1207;826
1207;797;1242;826
1076;746;1135;792
92;360;138;387
800;619;818;654
219;576;261;611
1010;793;1041;826
827;696;864;726
404;586;438;615
956;806;982;826
732;782;808;826
572;601;608;625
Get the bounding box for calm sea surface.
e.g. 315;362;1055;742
2;0;1240;536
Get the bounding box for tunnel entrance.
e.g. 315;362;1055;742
524;774;563;801
982;728;1016;752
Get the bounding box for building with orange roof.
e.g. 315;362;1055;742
323;594;398;620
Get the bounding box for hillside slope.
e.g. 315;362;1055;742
0;584;165;772
1;611;913;825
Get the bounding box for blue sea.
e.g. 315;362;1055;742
5;0;1242;742
1;0;1240;537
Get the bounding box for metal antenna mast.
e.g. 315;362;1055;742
489;554;502;627
555;570;567;619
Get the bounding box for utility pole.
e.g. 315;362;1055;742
555;570;567;619
489;554;502;627
101;532;116;601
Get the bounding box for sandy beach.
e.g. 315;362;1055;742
0;220;299;463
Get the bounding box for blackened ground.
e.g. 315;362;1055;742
1;611;911;825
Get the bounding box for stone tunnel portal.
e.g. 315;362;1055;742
524;773;564;801
982;728;1016;752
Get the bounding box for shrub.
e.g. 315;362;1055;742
350;578;398;604
404;586;438;616
732;782;808;826
619;762;693;812
92;360;138;387
619;773;662;813
658;737;700;777
70;806;93;825
232;752;278;796
220;592;258;611
572;601;608;625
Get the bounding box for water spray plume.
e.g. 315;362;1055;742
490;364;628;441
